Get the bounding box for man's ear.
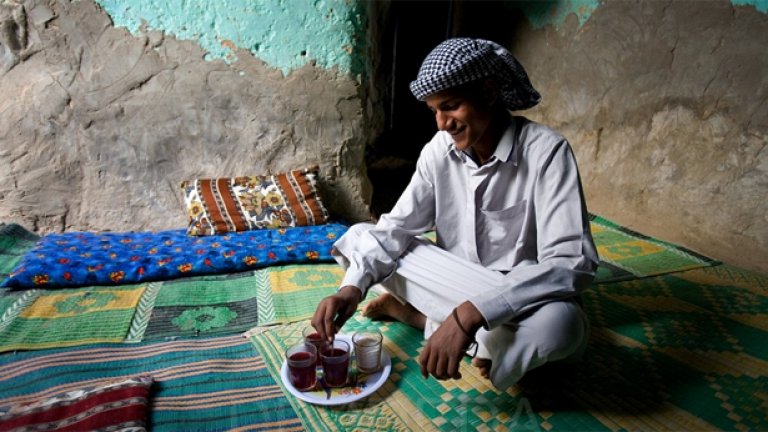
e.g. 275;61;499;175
482;79;501;106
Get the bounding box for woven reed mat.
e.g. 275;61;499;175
0;334;303;431
250;263;768;431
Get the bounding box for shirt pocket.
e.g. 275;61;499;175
478;200;527;258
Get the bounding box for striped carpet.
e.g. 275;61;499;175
0;335;303;431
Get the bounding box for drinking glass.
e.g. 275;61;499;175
320;339;350;387
285;342;317;391
352;328;383;374
302;326;324;366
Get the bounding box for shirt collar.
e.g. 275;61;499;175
444;118;519;166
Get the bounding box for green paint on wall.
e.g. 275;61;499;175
512;0;600;29
731;0;768;13
95;0;367;76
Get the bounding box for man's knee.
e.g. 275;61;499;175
525;301;588;361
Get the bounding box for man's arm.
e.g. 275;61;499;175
310;140;442;338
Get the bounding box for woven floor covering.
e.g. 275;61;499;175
250;263;768;431
0;216;716;353
1;217;764;431
0;264;345;352
0;334;303;431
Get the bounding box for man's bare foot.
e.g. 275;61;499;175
362;293;426;330
472;357;492;379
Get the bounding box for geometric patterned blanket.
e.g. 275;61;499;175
588;214;718;283
0;264;344;352
250;263;768;431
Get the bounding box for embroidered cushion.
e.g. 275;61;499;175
0;376;152;431
181;166;330;236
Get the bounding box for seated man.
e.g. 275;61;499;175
311;38;599;390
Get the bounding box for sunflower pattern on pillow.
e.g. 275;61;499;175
181;166;330;236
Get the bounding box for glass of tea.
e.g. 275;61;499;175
352;327;383;374
285;342;317;391
302;326;324;366
320;339;350;388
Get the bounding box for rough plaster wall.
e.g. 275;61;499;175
0;0;374;233
508;0;768;272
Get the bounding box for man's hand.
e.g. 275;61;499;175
311;285;362;341
419;301;485;380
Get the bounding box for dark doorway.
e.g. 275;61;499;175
368;0;453;218
368;0;528;218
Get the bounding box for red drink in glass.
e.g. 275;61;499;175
286;342;317;391
303;328;324;366
321;340;350;388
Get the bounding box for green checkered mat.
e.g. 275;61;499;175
250;263;768;431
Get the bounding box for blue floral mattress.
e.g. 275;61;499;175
1;224;348;289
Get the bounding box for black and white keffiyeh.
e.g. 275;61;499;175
409;38;541;111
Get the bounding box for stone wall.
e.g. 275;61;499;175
0;0;377;233
1;0;766;274
454;0;768;273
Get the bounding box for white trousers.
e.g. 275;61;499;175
334;223;589;390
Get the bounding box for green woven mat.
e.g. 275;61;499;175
250;263;768;431
589;215;717;282
0;224;39;283
0;264;342;352
133;264;343;342
421;216;716;284
0;284;147;351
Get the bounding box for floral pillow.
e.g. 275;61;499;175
181;166;330;236
0;376;153;431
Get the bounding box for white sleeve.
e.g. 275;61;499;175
335;140;440;297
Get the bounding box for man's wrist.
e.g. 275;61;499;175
456;301;486;335
338;285;363;302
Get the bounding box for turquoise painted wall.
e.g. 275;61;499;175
731;0;768;13
513;0;767;30
512;0;600;30
95;0;367;76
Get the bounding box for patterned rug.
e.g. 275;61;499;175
0;214;719;353
249;263;768;431
588;215;717;283
0;334;303;431
0;284;148;351
132;264;343;342
0;264;343;352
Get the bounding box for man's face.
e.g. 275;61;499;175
425;86;496;154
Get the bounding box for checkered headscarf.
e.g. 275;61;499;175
409;38;541;111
